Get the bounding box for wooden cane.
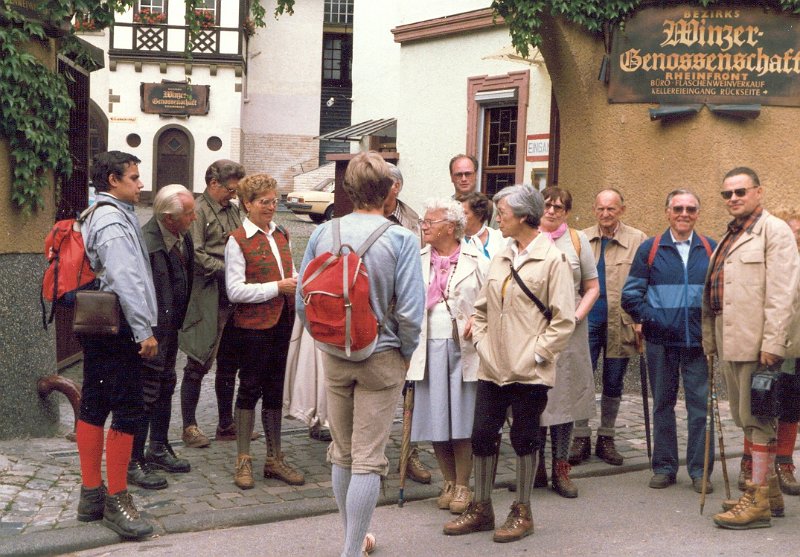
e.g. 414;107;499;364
711;357;731;500
700;355;714;514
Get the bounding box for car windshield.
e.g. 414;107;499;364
313;178;335;193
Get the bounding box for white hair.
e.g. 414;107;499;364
423;197;467;240
386;163;403;192
153;184;192;221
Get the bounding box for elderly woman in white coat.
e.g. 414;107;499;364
537;186;599;499
408;198;489;517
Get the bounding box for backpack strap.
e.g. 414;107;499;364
647;234;662;267
568;227;581;258
356;221;395;257
697;234;712;257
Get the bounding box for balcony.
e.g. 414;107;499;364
109;22;245;66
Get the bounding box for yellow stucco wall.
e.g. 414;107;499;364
538;13;800;238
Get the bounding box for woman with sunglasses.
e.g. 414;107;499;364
224;173;305;489
537;186;599;498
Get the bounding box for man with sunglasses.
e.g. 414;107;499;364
622;190;716;493
179;159;247;449
703;167;800;529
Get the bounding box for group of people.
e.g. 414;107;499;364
71;149;800;556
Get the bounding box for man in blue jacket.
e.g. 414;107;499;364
622;189;716;493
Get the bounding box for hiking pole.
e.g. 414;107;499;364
700;354;714;514
710;355;731;500
637;336;652;462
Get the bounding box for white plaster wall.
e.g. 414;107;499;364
243;0;323;136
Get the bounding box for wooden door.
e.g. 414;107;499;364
156;128;193;191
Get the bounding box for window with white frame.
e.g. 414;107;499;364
137;0;165;13
325;0;353;25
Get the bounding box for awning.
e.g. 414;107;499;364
317;118;396;142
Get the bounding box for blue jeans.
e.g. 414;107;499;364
588;319;628;398
647;343;712;479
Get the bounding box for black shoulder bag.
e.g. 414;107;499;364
510;264;552;322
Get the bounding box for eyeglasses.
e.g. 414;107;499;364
545;202;566;213
218;182;237;194
669;205;698;215
255;197;278;207
720;185;758;200
419;218;447;228
452;171;475;179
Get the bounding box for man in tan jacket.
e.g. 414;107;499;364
570;189;646;466
705;167;800;530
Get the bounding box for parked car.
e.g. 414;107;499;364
285;178;335;223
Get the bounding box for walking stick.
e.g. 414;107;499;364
398;381;415;507
710;356;731;500
637;336;653;462
700;354;715;514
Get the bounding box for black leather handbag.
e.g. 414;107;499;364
751;368;782;419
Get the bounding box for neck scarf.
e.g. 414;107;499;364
427;246;461;309
541;222;568;242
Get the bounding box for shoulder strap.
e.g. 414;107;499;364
331;218;341;252
568;227;581;258
77;201;113;224
510;264;552;322
356;221;395;257
647;234;661;267
698;234;712;257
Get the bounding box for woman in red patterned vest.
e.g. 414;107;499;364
223;173;304;489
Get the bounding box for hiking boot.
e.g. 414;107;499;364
449;484;473;514
738;456;752;491
493;502;533;543
77;483;106;522
102;490;154;540
648;474;676;489
127;460;167;490
533;453;548;488
551;460;578;498
721;475;783;517
309;423;332;442
776;462;800;495
443;500;495;536
215;423;237;441
595;435;623;466
406;447;432;484
692;476;713;494
264;453;305;485
234;454;254;490
713;483;771;530
182;425;210;448
568;436;591;465
145;442;191;473
437;480;455;510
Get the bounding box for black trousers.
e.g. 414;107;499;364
471;379;549;457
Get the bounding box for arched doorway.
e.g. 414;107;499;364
154;126;194;192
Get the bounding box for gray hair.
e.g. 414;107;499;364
386;163;403;192
423;197;467;240
493;184;544;228
154;184;192;221
665;188;700;208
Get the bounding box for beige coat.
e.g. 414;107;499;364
702;210;800;361
472;235;576;386
407;242;488;382
583;222;646;357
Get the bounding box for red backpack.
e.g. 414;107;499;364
301;219;394;359
40;202;111;328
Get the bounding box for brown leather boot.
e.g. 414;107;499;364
264;452;305;486
234;454;254;490
437;481;455;510
737;456;752;491
713;482;771;529
721;474;784;517
776;462;800;495
595;435;623;465
406;446;432;484
551;459;578;498
493;502;533;543
568;436;591;465
443;500;495;535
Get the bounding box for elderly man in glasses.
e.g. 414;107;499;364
622;189;716;493
702;167;800;530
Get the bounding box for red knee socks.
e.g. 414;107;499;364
76;420;104;489
751;443;776;486
777;421;798;459
106;429;134;495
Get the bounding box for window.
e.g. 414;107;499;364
137;0;166;14
322;33;352;82
482;107;518;198
325;0;353;25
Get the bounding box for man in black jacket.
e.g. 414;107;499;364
128;184;196;489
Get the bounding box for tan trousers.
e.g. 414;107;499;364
323;349;406;475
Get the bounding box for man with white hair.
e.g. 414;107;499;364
128;185;196;489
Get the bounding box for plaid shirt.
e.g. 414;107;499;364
707;206;763;313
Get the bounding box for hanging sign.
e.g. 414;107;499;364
141;82;210;116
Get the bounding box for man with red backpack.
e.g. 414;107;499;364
297;152;425;557
621;189;716;493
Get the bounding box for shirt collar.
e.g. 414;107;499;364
157;220;181;252
669;229;694;245
243;217;276;238
600;221;621;239
727;206;763;235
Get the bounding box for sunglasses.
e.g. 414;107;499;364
545;202;566;213
452;171;475;179
720;185;758;200
669;205;698;215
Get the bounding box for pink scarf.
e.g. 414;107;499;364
541;222;567;242
426;246;460;310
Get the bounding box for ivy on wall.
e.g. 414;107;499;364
491;0;800;58
0;0;294;215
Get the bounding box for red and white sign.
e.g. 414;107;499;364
526;134;549;162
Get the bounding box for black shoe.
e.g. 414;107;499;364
103;489;154;540
146;442;191;473
127;460;168;490
77;483;106;522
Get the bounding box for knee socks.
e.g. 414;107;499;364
776;421;798;464
106;429;134;494
215;370;236;429
76;420;104;489
474;454;496;503
550;423;573;461
342;472;380;557
599;395;621;437
332;464;351;531
181;375;202;428
751;443;776;486
516;453;535;507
